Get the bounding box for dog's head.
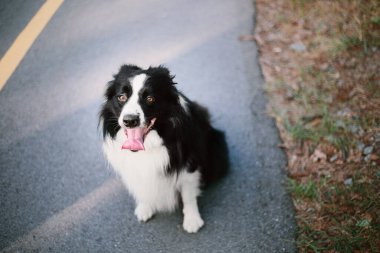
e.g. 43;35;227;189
100;64;181;140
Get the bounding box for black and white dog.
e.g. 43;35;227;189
99;64;228;233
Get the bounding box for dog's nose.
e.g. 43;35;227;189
123;114;140;128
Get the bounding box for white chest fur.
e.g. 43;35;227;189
103;129;204;233
102;129;179;212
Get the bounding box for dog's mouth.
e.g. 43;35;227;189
121;118;156;152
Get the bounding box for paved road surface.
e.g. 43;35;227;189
0;0;296;252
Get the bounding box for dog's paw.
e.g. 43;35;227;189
183;214;204;233
134;204;154;222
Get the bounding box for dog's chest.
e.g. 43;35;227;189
103;130;177;209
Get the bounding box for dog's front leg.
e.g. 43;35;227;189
180;171;204;233
134;203;154;222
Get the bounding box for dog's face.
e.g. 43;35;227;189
101;65;178;138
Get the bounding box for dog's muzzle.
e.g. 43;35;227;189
121;118;156;151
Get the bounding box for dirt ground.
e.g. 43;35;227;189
254;0;380;252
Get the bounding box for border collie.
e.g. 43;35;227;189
99;65;228;233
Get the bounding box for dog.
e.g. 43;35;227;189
99;64;228;233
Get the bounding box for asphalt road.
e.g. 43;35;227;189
0;0;296;252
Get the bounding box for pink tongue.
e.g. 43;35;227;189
121;128;145;151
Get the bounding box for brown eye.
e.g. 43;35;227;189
117;94;127;102
146;96;155;104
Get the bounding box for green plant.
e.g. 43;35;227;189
285;119;320;143
288;178;319;200
337;36;362;51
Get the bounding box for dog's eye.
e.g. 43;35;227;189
117;94;127;102
146;96;155;104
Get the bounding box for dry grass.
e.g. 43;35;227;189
255;0;380;252
291;0;380;49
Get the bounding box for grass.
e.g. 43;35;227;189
255;0;380;252
284;107;354;158
291;171;380;252
291;0;380;52
336;36;363;52
288;177;319;200
285;120;319;143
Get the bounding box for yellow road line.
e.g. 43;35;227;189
0;0;64;91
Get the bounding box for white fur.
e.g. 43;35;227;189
118;74;147;127
178;168;204;233
103;128;204;233
179;95;189;114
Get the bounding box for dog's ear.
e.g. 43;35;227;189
147;65;177;85
104;80;117;100
116;64;142;78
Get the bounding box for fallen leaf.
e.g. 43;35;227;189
311;149;327;162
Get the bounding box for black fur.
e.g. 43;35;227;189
99;64;229;186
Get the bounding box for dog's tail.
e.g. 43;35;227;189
203;128;230;186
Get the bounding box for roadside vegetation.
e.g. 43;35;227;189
254;0;380;252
